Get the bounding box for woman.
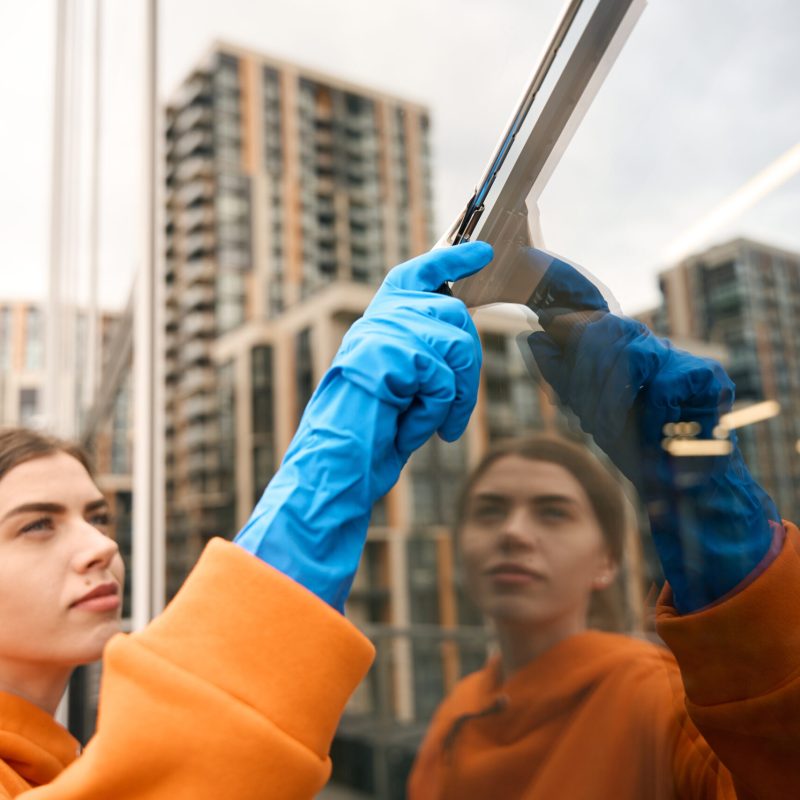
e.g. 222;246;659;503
0;426;378;800
0;243;492;799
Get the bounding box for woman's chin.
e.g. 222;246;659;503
69;620;123;665
484;597;550;627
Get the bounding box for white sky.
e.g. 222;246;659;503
1;0;799;314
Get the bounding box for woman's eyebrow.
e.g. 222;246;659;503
532;494;578;505
0;502;66;523
471;492;509;503
84;498;109;513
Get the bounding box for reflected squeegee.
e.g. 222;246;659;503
438;0;647;308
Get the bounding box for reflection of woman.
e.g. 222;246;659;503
409;436;715;798
0;243;493;799
409;255;800;799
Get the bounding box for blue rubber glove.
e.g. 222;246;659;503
525;252;780;613
235;242;493;611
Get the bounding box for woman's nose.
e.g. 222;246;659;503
72;520;120;573
497;508;537;551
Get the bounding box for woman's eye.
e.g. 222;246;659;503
20;517;53;535
471;505;506;522
539;506;570;522
89;513;114;529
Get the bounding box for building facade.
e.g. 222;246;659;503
0;300;119;433
163;43;437;598
653;237;800;521
0;301;46;427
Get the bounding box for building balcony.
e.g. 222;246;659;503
175;72;212;109
184;421;220;451
173;129;213;161
174;104;212;136
164;300;182;332
175;156;213;185
176;178;213;209
181;205;214;234
182;308;215;338
180;364;215;395
183;259;215;286
184;230;216;260
180;337;211;367
180;284;216;313
183;393;214;421
185;450;221;478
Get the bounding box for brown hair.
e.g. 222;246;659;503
0;427;94;484
456;434;626;565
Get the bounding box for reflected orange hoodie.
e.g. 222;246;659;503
0;539;374;799
408;523;800;800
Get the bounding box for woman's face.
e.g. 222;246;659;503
460;455;616;630
0;452;125;668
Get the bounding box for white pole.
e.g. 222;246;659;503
132;0;165;630
49;0;71;729
61;0;81;439
149;0;166;618
84;0;103;417
46;0;68;435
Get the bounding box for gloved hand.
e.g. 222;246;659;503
525;252;780;613
235;242;493;611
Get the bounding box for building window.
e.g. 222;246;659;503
409;437;468;526
18;387;39;425
114;491;133;618
251;345;275;504
295;328;314;420
0;307;10;370
407;536;446;720
111;375;131;474
24;307;43;370
217;360;237;534
216;270;245;333
216;173;252;271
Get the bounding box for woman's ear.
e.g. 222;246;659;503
591;552;619;591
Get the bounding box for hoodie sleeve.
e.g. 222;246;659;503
656;522;800;800
22;538;375;800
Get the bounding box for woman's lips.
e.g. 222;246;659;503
485;564;544;585
71;584;120;612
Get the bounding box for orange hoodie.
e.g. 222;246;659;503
408;523;800;800
0;538;374;799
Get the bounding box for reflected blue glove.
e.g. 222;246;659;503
526;254;780;613
235;242;493;611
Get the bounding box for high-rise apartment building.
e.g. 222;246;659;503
163;42;437;597
652;237;800;521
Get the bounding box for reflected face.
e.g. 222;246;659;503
460;456;614;629
0;453;125;668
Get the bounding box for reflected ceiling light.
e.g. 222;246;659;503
795;440;800;455
663;440;733;457
719;400;780;431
